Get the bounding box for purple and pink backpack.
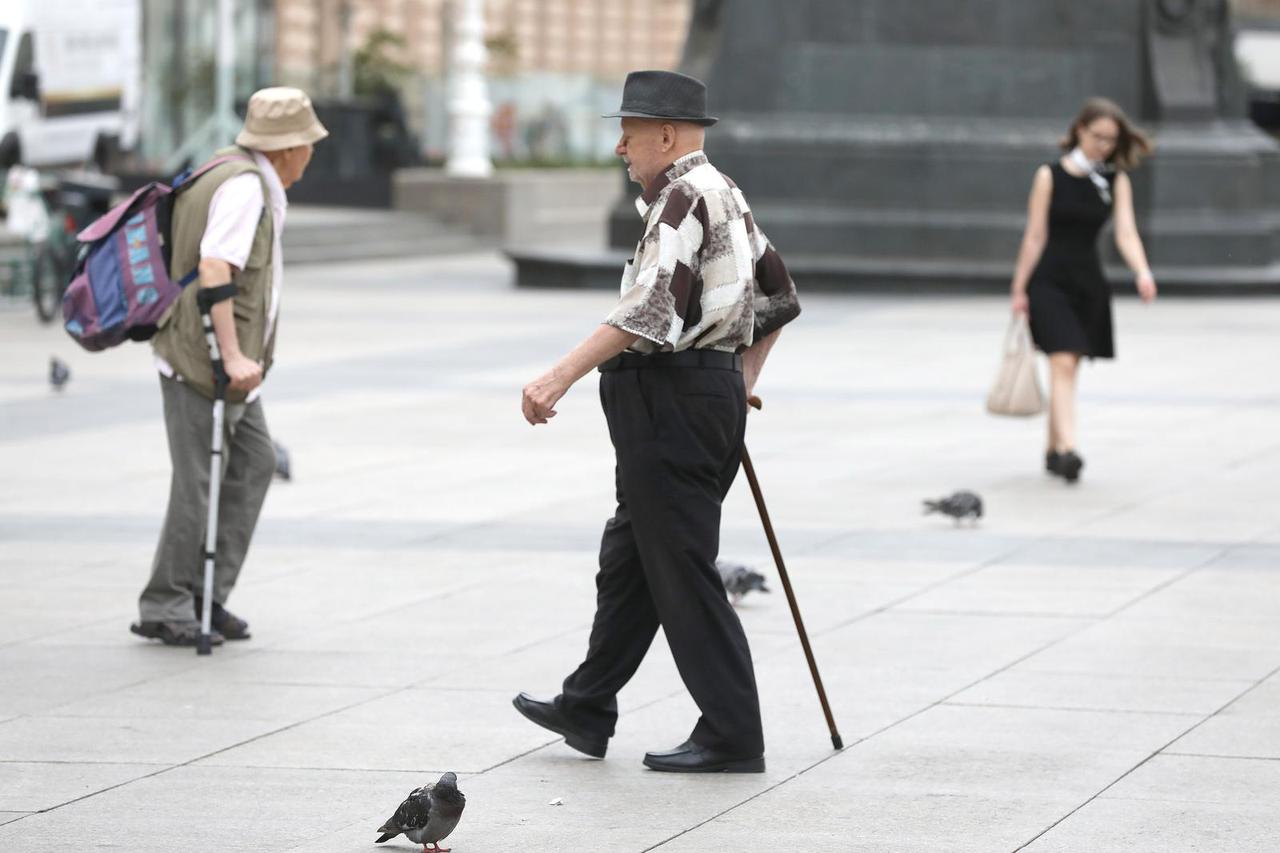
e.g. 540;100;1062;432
62;154;248;351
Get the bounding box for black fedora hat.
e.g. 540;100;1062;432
603;70;718;127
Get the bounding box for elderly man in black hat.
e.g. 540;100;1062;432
514;70;800;773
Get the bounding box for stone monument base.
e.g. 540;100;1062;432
515;116;1280;294
394;168;620;249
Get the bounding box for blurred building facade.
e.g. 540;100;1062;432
192;0;691;165
273;0;688;84
275;0;688;163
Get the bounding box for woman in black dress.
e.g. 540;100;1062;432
1009;98;1157;483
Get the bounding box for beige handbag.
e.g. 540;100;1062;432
986;315;1045;417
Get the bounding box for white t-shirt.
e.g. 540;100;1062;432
154;149;287;403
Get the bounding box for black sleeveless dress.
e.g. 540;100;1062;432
1027;162;1117;359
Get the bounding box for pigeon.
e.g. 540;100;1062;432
272;440;291;481
49;357;71;391
376;772;466;853
716;559;770;605
923;490;984;524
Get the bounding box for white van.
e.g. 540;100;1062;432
0;0;140;169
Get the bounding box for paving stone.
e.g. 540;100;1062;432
0;765;425;853
3;255;1280;850
950;669;1254;716
0;762;164;812
1023;793;1280;852
1168;678;1280;759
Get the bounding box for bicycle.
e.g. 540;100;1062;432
1;167;115;324
32;173;116;324
30;201;79;323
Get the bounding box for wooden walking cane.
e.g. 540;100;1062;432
744;396;843;751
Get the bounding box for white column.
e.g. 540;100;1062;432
215;0;237;141
446;0;493;177
337;1;354;99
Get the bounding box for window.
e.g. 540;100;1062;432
10;31;37;101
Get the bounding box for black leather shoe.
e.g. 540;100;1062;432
643;739;765;773
512;693;608;758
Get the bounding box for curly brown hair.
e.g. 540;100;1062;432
1059;97;1153;170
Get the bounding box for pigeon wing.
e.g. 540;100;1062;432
377;785;433;841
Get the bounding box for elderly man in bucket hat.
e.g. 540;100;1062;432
130;87;327;647
513;70;801;772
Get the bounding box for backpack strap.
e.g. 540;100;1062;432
174;151;264;288
171;152;254;192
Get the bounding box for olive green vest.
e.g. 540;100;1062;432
152;146;276;402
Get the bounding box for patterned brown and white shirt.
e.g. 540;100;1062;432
604;150;800;353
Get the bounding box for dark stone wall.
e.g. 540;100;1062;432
704;0;1145;120
600;0;1280;289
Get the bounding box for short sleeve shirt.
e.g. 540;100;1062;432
604;150;800;353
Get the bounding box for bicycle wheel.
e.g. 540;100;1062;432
31;244;66;324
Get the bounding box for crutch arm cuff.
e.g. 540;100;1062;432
196;282;238;313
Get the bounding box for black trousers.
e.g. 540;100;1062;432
558;356;764;756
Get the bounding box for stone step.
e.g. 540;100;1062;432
281;205;486;261
508;247;1280;294
288;233;481;264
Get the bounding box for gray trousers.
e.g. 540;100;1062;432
138;375;274;622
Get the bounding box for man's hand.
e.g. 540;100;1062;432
225;353;263;393
522;367;570;426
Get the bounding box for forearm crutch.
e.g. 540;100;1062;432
196;285;235;656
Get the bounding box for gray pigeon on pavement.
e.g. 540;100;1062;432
49;357;70;390
923;490;984;524
375;772;466;852
716;559;770;605
272;440;292;481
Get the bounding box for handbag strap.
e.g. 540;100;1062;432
1003;315;1032;356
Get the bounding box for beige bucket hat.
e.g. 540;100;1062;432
235;87;329;151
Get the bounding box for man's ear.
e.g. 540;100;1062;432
660;123;677;152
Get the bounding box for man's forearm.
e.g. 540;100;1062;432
742;328;781;389
206;302;242;359
198;258;244;359
553;324;640;386
521;324;639;425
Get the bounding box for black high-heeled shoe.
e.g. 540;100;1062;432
1045;450;1061;474
1050;450;1084;483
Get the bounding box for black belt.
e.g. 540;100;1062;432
599;349;742;373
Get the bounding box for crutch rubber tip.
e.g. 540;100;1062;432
832;734;844;751
196;635;213;656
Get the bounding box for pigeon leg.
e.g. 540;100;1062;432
423;845;451;853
